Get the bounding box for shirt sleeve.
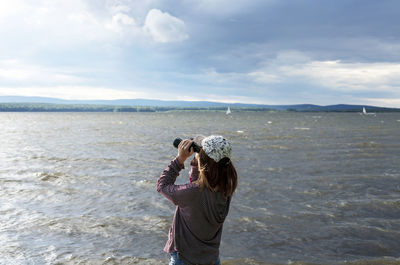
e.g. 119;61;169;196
157;157;198;206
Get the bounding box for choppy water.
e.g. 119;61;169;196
1;112;400;265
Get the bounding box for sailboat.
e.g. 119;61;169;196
361;107;376;116
226;107;231;115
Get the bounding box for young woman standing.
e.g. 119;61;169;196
157;135;238;265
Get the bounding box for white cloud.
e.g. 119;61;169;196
0;86;148;100
360;97;400;108
0;1;188;48
172;93;266;104
281;60;400;92
1;84;257;103
181;51;400;106
0;0;110;47
144;9;188;43
243;52;400;94
247;71;281;83
0;59;86;84
0;0;26;17
109;4;131;14
105;12;136;33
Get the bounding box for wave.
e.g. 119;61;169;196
337;199;400;219
266;135;296;140
355;141;381;148
343;258;400;265
249;144;291;150
131;179;155;187
36;171;65;181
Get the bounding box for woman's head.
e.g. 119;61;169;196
196;135;237;197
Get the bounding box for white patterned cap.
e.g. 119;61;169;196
201;135;232;163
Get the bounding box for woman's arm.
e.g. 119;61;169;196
157;139;196;205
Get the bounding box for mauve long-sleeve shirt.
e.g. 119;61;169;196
157;157;231;265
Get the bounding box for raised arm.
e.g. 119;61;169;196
157;139;196;205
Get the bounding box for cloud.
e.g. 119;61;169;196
241;51;400;93
0;59;86;85
247;71;281;83
0;1;183;49
362;97;400;108
169;50;400;105
281;60;400;92
1;1;399;107
0;0;26;18
144;9;188;43
185;0;273;17
105;12;136;34
0;86;147;100
0;0;110;48
172;92;265;104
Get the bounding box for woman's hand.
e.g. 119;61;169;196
177;139;195;165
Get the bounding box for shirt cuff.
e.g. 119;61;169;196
173;157;185;170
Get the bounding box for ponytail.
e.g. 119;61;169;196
197;149;238;197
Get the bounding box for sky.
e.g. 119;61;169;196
0;0;400;107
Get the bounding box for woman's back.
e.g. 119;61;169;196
157;135;237;265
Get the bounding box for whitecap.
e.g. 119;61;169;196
36;172;64;181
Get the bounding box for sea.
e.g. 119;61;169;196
0;111;399;265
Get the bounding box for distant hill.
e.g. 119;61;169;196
0;96;399;112
0;96;268;108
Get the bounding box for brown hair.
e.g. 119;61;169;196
196;149;238;197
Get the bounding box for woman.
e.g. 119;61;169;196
157;135;238;265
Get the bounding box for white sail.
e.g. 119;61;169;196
226;107;231;115
361;107;376;116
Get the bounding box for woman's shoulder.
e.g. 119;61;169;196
200;187;229;201
175;182;201;195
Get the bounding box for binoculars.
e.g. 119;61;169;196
173;138;202;153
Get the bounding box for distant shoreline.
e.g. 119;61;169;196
1;103;400;112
